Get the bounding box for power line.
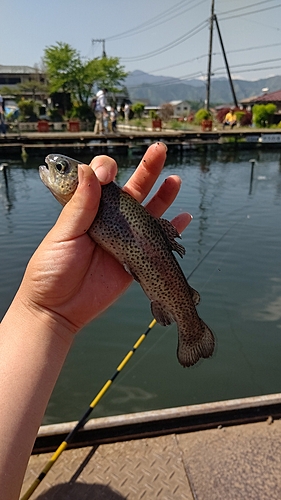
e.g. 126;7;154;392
217;0;276;17
106;0;201;41
213;56;281;73
117;3;281;68
219;3;281;21
126;55;281;92
215;64;281;76
149;41;281;76
120;20;208;62
224;41;281;56
149;54;208;75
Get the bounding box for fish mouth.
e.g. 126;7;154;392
39;163;50;185
39;158;58;192
39;155;57;185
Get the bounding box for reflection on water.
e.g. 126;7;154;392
0;163;14;212
0;147;281;424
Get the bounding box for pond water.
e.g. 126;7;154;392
0;147;281;425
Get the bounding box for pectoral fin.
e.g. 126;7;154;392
158;218;186;258
151;301;175;326
190;286;201;306
123;263;140;282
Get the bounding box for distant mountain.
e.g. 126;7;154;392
124;70;281;105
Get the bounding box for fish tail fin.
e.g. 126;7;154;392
177;318;215;368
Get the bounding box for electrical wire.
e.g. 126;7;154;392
219;3;281;21
150;40;281;75
125;71;206;92
213;56;281;74
214;64;281;76
106;0;203;41
120;20;208;62
217;0;276;17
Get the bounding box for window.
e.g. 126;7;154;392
0;77;21;84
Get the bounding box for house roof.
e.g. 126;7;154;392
169;100;189;106
0;65;39;74
240;89;281;105
255;89;281;103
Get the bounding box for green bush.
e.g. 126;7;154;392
70;103;95;121
149;109;158;119
252;103;277;128
170;119;183;130
18;99;38;121
131;102;145;118
194;108;212;125
49;108;64;122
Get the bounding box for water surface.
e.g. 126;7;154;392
0;148;281;424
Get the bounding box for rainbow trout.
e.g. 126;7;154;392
39;154;215;367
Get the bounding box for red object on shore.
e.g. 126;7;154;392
152;119;162;131
68;120;80;132
37;120;49;132
201;119;213;131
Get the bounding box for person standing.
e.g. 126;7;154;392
124;102;130;123
0;95;6;136
94;88;108;134
109;106;117;132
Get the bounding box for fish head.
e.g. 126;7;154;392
39;154;81;205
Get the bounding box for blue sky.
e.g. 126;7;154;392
2;0;281;82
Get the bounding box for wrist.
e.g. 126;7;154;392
7;289;76;349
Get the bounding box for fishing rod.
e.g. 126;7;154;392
21;213;248;499
20;318;156;500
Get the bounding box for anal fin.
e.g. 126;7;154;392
151;301;175;326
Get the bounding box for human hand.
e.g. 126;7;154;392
18;142;192;334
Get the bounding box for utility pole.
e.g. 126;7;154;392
92;39;107;58
214;15;238;107
206;0;215;111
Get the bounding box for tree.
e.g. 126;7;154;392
159;103;174;122
252;103;277;128
17;80;48;101
43;42;128;108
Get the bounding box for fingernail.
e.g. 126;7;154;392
78;164;85;183
95;165;108;183
158;141;168;151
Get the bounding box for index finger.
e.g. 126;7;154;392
123;142;167;202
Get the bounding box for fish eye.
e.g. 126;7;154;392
56;159;69;174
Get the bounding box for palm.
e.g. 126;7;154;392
31;232;132;329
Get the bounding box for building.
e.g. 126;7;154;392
240;89;281;113
240;89;281;125
169;100;191;117
0;65;47;101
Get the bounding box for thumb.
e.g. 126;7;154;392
50;163;101;241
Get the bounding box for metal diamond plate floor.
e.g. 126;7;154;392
22;434;193;499
21;419;281;500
